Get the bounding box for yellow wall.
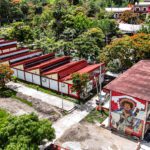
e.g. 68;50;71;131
29;69;40;75
46;74;58;80
14;65;24;70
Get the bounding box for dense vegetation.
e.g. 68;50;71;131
0;113;55;150
0;0;149;73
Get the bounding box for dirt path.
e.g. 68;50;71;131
0;98;57;120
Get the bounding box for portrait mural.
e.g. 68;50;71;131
110;91;146;138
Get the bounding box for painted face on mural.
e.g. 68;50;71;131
122;101;133;112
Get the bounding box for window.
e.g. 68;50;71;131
143;7;146;12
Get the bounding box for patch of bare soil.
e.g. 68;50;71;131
0;97;62;122
56;122;137;150
58;123;90;143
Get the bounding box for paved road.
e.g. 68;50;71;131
6;82;76;111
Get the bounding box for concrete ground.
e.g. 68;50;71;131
6;82;76;111
56;122;137;150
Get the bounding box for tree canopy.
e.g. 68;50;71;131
100;33;150;72
0;64;14;88
0;113;55;150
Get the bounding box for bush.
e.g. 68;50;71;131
0;88;16;98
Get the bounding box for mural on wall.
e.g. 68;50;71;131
110;92;146;138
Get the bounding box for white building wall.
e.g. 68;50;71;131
25;72;33;83
50;79;58;91
17;70;25;80
59;82;68;94
33;74;41;85
41;77;50;88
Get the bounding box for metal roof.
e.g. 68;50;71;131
42;60;87;75
0;50;42;62
26;56;71;71
104;60;150;102
0;47;29;56
105;7;131;12
61;64;103;81
11;52;54;67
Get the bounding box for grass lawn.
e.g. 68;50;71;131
0;109;9;128
16;79;79;104
0;88;32;107
84;108;109;124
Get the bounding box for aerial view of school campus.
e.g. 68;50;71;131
0;0;150;150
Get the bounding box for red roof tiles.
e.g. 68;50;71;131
104;60;150;102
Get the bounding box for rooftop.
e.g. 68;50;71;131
61;64;102;81
26;56;71;71
105;7;131;12
11;52;54;67
104;60;150;102
42;60;87;75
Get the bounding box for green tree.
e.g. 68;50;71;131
71;73;89;100
97;19;119;44
0;64;14;88
74;27;104;61
100;33;150;72
10;22;34;43
0;113;55;150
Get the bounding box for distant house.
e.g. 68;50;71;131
105;2;150;19
104;60;150;140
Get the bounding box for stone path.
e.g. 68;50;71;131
6;82;76;111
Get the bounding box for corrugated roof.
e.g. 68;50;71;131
0;48;29;56
26;56;71;71
61;64;102;81
11;52;54;67
43;60;87;75
104;60;150;102
0;50;42;62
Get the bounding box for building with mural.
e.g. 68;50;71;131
104;60;150;140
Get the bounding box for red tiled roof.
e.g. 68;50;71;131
26;56;71;71
61;63;102;81
104;60;150;102
11;52;54;67
43;60;87;75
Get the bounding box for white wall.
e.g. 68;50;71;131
33;74;41;85
50;79;58;91
17;70;25;80
41;77;50;88
59;82;68;94
25;72;33;83
12;68;17;77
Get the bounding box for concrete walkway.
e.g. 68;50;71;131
6;82;76;111
52;96;97;140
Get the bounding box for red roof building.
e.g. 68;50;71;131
61;63;104;82
0;50;42;65
11;52;55;70
42;60;88;80
104;60;150;140
0;48;29;60
0;40;17;54
25;56;71;75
